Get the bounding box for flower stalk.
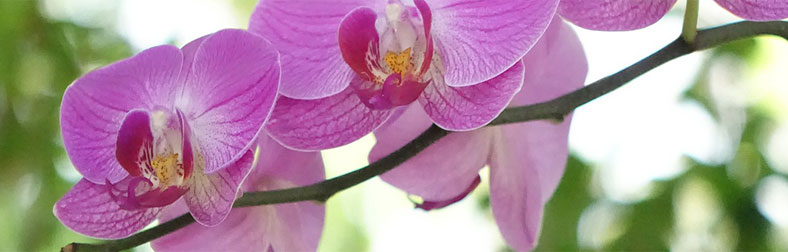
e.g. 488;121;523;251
682;0;700;44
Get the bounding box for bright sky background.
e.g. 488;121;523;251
40;0;788;251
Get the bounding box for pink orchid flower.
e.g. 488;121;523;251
559;0;788;31
151;135;325;252
54;29;280;238
370;17;587;251
249;0;559;150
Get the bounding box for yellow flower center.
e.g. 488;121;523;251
151;153;180;186
384;48;412;75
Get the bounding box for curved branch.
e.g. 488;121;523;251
62;21;788;252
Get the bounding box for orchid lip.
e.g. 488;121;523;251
112;108;195;210
338;0;434;110
105;177;187;210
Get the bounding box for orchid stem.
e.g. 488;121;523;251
682;0;700;44
62;21;788;252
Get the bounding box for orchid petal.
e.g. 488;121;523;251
715;0;788;21
249;134;326;187
177;34;208;85
488;135;546;251
183;149;255;226
106;177;151;210
265;84;391;151
115;110;153;178
373;104;490;201
54;178;161;239
114;109;195;182
179;29;279;174
253;180;326;252
154;204;268;252
153;136;325;252
516;16;587;197
514;16;588;107
487;17;586;251
416;175;480;210
152;199;189;230
338;6;381;81
428;0;557;86
176;109;195;179
60;45;182;183
249;0;381;99
154;184;324;252
419;60;524;131
488;116;573;251
558;0;677;31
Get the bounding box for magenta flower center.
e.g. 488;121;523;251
138;110;189;188
110;109;194;210
339;0;434;110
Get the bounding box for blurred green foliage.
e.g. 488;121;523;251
0;1;131;251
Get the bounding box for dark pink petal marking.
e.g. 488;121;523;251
112;109;192;211
355;74;394;110
106;177;187;210
115;109;153;178
54;178;161;239
133;186;188;209
338;6;382;81
381;75;430;107
106;177;149;210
